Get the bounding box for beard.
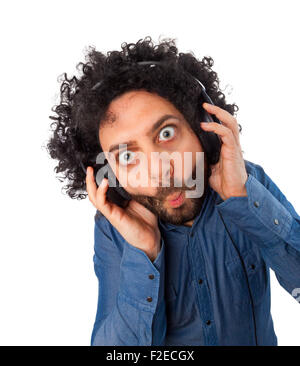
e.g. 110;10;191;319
128;159;210;226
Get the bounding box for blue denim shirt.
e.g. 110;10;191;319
90;159;300;346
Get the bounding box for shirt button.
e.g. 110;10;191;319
146;296;153;302
198;279;203;285
254;201;260;207
190;232;194;237
206;320;211;326
274;219;279;225
148;274;154;280
250;264;256;270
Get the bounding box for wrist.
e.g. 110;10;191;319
222;187;247;201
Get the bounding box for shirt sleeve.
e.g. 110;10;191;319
215;162;300;302
91;213;167;346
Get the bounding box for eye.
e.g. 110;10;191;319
118;150;136;166
158;125;175;141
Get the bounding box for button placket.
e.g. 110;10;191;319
188;233;218;345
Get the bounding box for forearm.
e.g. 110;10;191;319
216;172;300;294
92;236;166;346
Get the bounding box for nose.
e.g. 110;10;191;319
149;152;175;187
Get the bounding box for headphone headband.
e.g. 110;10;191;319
90;60;212;102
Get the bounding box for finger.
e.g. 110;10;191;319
95;177;115;217
86;166;98;207
86;167;111;214
202;103;240;143
200;122;236;148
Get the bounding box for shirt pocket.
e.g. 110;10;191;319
225;250;268;307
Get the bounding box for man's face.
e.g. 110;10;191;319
99;90;209;226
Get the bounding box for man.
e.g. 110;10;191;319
47;37;300;346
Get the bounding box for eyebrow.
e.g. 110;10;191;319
108;114;181;154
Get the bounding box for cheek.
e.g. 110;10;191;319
126;185;158;197
116;166;158;197
174;135;203;180
182;132;202;152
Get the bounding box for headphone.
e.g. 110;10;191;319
72;60;258;343
74;60;223;208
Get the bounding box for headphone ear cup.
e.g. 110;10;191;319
106;184;131;209
198;130;221;165
198;110;222;165
94;163;132;208
113;181;132;201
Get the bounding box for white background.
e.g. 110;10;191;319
0;0;299;346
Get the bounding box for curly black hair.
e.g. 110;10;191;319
45;36;240;200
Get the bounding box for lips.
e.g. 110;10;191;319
167;191;182;202
166;191;185;208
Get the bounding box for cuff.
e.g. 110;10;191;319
118;236;165;313
216;173;293;245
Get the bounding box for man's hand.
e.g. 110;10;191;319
200;102;248;201
86;167;161;262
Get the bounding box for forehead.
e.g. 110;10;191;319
99;90;184;146
104;90;180;122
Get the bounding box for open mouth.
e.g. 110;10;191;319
166;191;185;208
